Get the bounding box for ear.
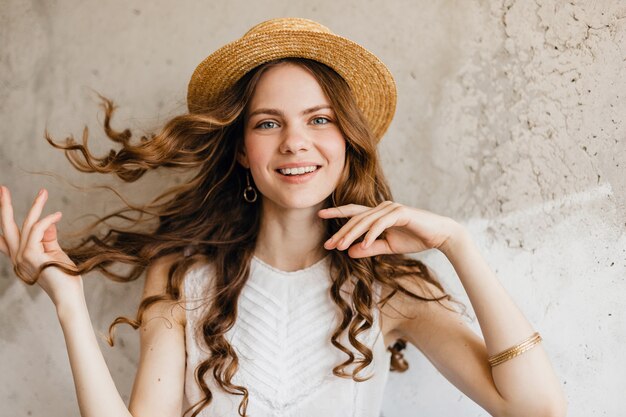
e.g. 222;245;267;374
236;145;250;169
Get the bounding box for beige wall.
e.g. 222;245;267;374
1;1;624;416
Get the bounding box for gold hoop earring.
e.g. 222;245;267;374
243;171;257;203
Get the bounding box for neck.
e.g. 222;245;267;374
254;199;328;272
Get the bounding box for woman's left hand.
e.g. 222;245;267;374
318;201;463;258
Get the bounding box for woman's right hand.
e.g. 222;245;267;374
0;185;83;307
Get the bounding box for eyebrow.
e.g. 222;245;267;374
247;104;333;119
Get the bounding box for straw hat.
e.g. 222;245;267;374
187;17;397;142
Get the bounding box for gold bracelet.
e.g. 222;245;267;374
488;332;542;367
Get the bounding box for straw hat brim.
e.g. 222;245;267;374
187;30;397;142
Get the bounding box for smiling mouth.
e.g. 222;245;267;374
276;165;321;176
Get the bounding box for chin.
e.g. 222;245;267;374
265;193;330;212
285;197;327;211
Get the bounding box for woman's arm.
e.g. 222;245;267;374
0;185;132;417
56;253;187;417
128;254;187;417
319;202;567;417
1;186;185;417
436;226;566;416
56;295;134;417
390;230;566;417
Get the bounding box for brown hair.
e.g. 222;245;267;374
41;58;451;417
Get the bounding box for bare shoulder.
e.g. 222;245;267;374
130;252;191;415
143;253;190;328
143;253;179;294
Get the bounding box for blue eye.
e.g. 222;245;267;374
312;117;330;125
257;121;278;129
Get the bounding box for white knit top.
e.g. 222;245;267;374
182;255;391;417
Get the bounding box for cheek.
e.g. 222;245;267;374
329;139;346;169
243;140;269;169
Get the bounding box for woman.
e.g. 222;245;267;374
0;17;566;417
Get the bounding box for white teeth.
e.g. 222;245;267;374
279;165;318;176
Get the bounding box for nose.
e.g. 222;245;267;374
279;123;310;154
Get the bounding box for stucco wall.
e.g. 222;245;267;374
1;1;624;416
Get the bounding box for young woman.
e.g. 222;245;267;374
0;17;566;417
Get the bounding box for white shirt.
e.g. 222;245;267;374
183;255;391;417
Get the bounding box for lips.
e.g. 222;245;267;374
277;165;320;176
276;162;322;177
276;162;322;184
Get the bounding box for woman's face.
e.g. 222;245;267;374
239;63;346;211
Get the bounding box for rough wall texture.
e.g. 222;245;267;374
1;1;624;416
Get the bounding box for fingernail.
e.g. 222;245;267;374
38;189;44;196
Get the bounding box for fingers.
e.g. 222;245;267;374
324;201;399;251
361;210;402;248
24;211;62;257
41;222;63;253
347;239;394;259
318;204;370;219
0;186;62;261
18;188;48;259
0;235;8;256
0;185;21;259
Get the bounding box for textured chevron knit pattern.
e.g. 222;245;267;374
182;255;391;417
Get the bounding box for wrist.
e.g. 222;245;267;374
438;221;472;257
55;292;88;325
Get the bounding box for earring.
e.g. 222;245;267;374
388;338;409;372
243;171;257;203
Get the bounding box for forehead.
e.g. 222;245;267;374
247;63;331;110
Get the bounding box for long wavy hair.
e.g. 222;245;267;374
41;57;451;417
